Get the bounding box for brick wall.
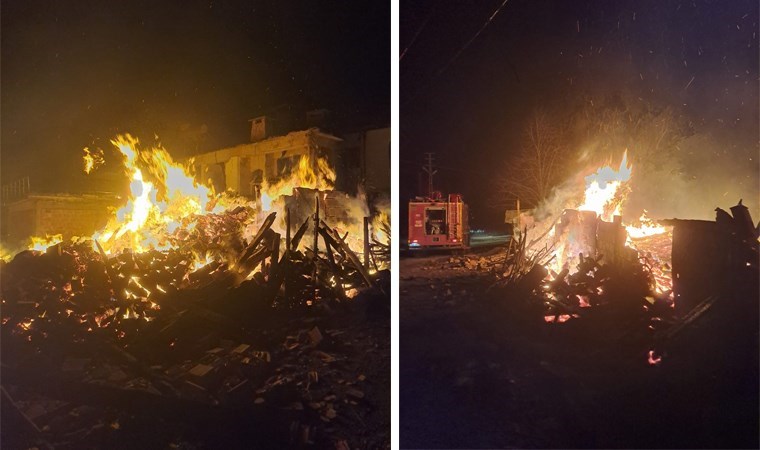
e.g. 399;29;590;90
5;194;117;246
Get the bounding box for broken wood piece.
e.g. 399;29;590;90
285;207;291;251
290;217;310;251
363;216;370;269
313;192;320;259
238;246;272;274
270;232;281;276
308;326;323;346
237;212;276;266
321;224;374;288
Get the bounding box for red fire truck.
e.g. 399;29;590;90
408;193;470;250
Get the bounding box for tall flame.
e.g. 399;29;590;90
260;155;336;211
25;134;389;272
535;150;670;296
578;151;631;221
92;135;220;255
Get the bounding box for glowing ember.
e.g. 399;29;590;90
543;314;579;323
648;350;662;366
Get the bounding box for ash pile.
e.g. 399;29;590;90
1;202;390;449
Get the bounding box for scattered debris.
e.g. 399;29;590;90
1;201;390;448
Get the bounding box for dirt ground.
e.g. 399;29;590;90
400;252;758;449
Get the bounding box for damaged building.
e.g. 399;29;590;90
1;111;390;250
192;111;390;199
1;178;118;247
192;116;343;197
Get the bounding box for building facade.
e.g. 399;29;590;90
192;119;343;196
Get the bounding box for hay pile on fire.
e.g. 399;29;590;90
1;135;390;448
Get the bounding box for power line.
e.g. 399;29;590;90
435;0;511;78
400;9;434;62
402;0;512;107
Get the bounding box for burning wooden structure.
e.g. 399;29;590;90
663;200;759;315
1;134;390;447
490;154;757;381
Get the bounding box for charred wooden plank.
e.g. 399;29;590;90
237;212;276;266
285;208;291;250
239;246;272;274
658;295;719;341
290;217;310;251
316;229;346;281
313;193;320;258
321;223;374;288
363;216;370;269
270;233;281;275
266;251;291;298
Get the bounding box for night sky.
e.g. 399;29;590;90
401;0;759;229
1;0;389;193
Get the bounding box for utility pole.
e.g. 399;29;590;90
422;152;437;198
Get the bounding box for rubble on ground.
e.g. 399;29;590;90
1;206;390;448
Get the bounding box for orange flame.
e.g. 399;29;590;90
625;211;667;239
25;134;389;272
83;147;105;174
260;155;336;211
29;234;64;252
578;151;631;221
530;150;672;297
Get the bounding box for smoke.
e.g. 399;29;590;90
625;132;759;221
551;89;760;222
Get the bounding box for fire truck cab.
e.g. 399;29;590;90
408;193;470;250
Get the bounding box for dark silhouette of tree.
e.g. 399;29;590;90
493;110;571;209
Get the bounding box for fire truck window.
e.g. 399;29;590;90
425;208;447;235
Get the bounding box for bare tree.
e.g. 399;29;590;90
571;92;689;172
494;92;692;213
494;110;570;209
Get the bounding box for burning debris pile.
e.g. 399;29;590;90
492;153;670;315
1;135;390;447
485;151;758;365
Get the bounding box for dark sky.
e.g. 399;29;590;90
401;0;759;229
2;0;389;192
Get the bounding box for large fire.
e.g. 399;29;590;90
260;156;336;211
531;150;672;296
577;151;632;221
24;134;389;272
92;135;221;255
